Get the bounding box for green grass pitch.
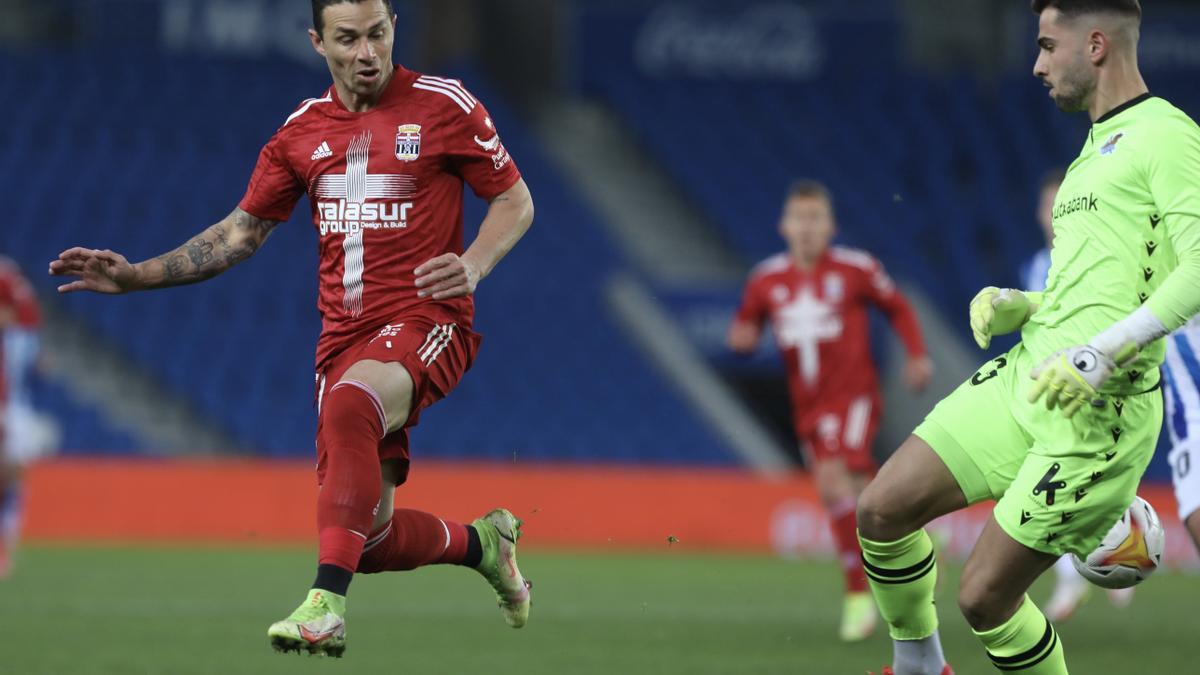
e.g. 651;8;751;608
0;546;1195;674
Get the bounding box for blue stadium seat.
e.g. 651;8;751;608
30;379;143;456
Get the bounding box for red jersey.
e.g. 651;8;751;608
0;257;41;329
239;67;521;369
734;247;926;411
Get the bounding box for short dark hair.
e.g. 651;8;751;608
312;0;395;36
785;180;835;215
1031;0;1141;20
786;180;833;205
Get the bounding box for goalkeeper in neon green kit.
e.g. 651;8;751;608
856;1;1200;673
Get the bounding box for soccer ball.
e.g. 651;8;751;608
1070;496;1164;589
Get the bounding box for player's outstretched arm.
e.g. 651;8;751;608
415;178;534;300
863;261;933;390
50;208;279;294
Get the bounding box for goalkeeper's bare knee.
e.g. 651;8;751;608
857;436;967;541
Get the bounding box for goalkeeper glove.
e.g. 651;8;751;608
1028;342;1139;418
969;287;1038;349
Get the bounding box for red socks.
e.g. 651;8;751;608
316;381;386;573
358;509;471;573
313;379;477;593
829;498;869;593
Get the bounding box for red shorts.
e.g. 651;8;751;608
796;393;881;474
315;308;482;486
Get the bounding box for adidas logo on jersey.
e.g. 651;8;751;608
311;141;333;160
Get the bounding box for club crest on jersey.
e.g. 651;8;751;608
1100;132;1124;156
395;124;422;161
823;273;844;302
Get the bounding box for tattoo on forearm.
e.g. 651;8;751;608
147;209;278;288
186;239;215;267
164;255;187;280
223;209;271;265
236;209;277;239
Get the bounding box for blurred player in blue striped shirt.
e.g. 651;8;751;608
1162;322;1200;553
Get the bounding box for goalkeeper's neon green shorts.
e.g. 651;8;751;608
914;342;1162;556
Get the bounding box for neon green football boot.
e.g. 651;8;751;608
472;508;532;628
839;591;878;642
267;588;347;657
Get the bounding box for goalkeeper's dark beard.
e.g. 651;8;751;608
1051;67;1095;113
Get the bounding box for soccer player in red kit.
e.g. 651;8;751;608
0;257;43;579
49;0;534;657
728;181;932;642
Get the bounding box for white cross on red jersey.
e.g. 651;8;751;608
734;247;926;412
239;67;521;369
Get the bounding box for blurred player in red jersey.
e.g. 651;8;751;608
0;257;44;579
49;0;534;656
728;181;932;642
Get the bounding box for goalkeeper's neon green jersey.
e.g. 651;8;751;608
1023;94;1200;394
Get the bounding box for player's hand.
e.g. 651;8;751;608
904;356;934;392
414;253;481;300
727;321;761;354
1028;344;1135;418
969;287;1035;349
49;248;140;294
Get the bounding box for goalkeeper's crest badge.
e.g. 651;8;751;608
1100;132;1124;156
396;124;422;161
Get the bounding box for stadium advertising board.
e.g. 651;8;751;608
25;458;1199;569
